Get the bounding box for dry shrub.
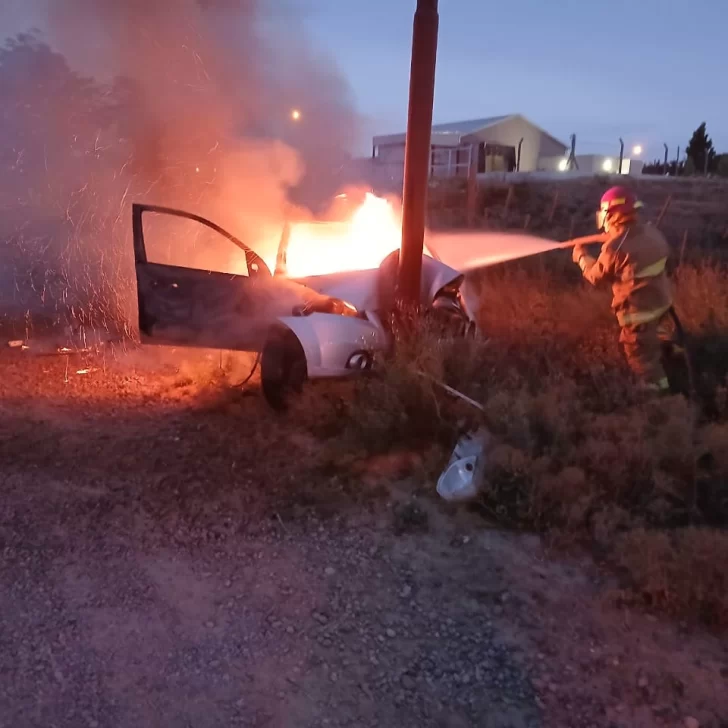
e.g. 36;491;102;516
616;527;728;626
475;263;623;385
315;263;728;626
674;264;728;334
475;374;728;625
698;422;728;473
672;264;728;412
404;185;728;624
471;267;728;625
481;391;708;531
328;322;481;453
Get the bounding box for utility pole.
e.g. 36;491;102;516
398;0;439;309
618;138;624;175
674;146;680;176
663;143;669;175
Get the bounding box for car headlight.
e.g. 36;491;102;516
346;350;373;370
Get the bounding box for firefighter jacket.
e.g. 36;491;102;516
578;222;673;326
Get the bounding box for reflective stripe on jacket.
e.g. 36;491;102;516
617;303;671;326
578;222;672;325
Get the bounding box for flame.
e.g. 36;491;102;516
283;193;403;278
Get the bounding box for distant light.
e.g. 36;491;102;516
632;145;643;156
558;159;568;172
602;158;614;172
291;109;301;121
195;167;200;173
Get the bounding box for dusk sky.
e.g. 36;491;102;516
2;0;725;160
302;0;727;159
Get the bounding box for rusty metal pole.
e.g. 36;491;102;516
398;0;439;310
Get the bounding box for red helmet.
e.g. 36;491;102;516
596;186;643;231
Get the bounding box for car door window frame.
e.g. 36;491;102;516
132;203;271;277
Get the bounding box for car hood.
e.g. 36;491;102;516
292;254;464;312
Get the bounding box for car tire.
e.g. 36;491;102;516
260;326;308;411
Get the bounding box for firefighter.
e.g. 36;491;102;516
572;186;673;393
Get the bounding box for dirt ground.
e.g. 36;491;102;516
1;340;727;728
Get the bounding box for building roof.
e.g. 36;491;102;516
430;115;511;134
373;114;567;151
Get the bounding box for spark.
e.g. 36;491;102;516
115;181;132;226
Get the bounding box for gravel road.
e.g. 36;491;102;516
1;343;726;728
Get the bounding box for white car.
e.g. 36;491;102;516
131;203;555;408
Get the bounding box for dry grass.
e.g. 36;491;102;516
615;528;728;625
9;172;726;626
674;264;728;332
324;259;728;627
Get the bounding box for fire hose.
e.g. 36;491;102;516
234;352;261;388
555;233;609;249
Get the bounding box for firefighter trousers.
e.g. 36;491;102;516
619;315;671;390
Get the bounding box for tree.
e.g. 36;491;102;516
642;159;660;175
642;159;668;175
685;122;716;174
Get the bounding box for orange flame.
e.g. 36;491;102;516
283;193;403;278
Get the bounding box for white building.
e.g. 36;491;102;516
372;114;568;178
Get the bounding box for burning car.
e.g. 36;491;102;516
132;201;475;409
131;196;563;409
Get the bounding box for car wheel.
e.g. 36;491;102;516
260;326;308;411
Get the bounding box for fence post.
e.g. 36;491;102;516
466;161;477;228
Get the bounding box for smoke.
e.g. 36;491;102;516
0;0;362;331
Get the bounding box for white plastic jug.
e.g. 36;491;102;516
436;426;490;502
437;455;479;502
451;428;489;461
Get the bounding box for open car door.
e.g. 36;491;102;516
132;204;303;352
